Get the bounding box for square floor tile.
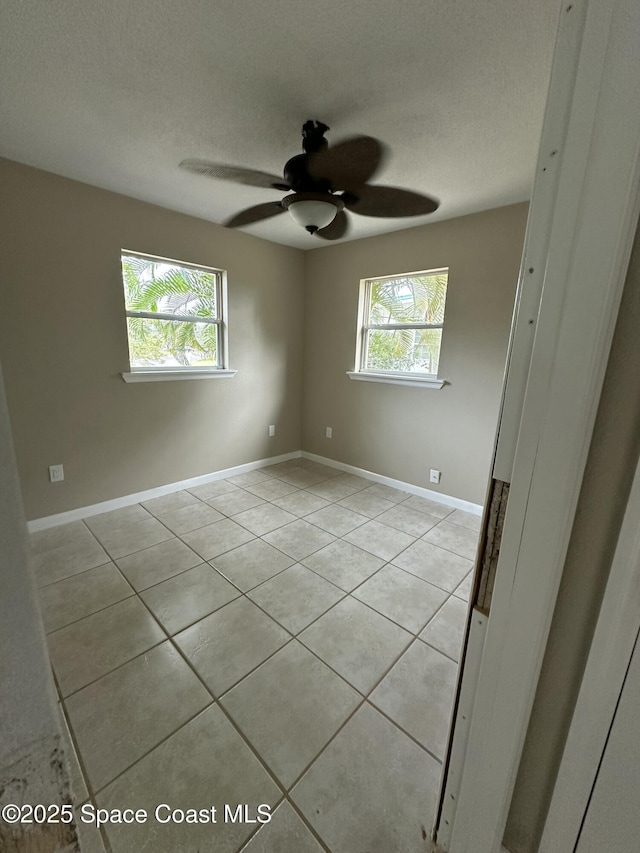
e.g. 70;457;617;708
343;519;414;562
276;469;327;488
233;503;298;536
448;508;483;532
140;563;240;635
32;538;110;588
227;469;274;487
292;704;441;853
38;563;133;633
360;483;409;504
393;538;474;592
297;461;342;479
95;517;174;560
156;501;224;535
175;597;290;696
246;479;301;500
207;489;266;516
353;565;448;634
181;518;255;560
401;494;454;520
115;538;202;591
49;596;165;696
333;474;371;491
221;642;360;787
30;521;95;556
423;520;480;560
187;480;240;500
337;491;395;518
84;504;152;537
263;520;335;562
304;504;369;537
299;597;412;694
66;641;210;791
241;801;323;852
420;596;468;661
376;504;441;537
370;640;458;760
141;489;201;517
97;705;280;853
210;539;294;591
301;540;384;592
248;565;343;634
307;478;363;501
454;571;473;601
271;490;331;518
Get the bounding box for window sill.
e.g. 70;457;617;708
346;371;446;389
121;369;237;383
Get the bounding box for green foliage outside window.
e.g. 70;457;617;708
365;272;448;374
122;254;219;367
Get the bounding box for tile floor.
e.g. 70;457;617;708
32;458;480;853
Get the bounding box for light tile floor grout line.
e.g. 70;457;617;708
130;594;298;813
88;699;217;799
35;463;473;851
55;676;114;853
63;584;445;839
39;568;136;628
281;794;334;853
57;634;169;701
78;588;290;810
363;696;445;765
37;475;455;574
48;527;467;700
33;469;458;559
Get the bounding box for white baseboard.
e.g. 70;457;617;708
26;451;302;532
27;449;482;532
301;451;483;515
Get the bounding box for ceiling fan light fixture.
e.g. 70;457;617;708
281;193;345;234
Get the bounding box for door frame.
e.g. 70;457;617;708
539;452;640;852
437;0;640;850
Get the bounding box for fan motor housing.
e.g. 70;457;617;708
283;154;332;194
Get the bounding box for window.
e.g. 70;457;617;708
121;251;233;381
350;268;448;386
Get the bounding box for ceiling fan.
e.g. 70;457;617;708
180;120;439;240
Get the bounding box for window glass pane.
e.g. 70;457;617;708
122;255;217;319
368;272;448;325
126;317;218;368
365;328;443;375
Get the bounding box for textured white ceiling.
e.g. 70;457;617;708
0;0;559;249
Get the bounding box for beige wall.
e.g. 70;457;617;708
0;158;526;519
301;203;528;505
503;218;640;853
0;159;305;519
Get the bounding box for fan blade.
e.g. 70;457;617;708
315;210;349;241
180;159;290;191
308;136;386;191
225;202;286;228
345;185;439;217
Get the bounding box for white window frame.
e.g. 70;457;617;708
347;268;448;389
120;250;236;383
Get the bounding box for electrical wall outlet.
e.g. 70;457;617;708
429;469;441;484
268;425;275;437
325;426;333;439
49;464;64;483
